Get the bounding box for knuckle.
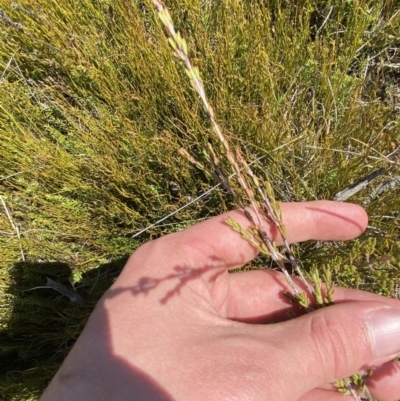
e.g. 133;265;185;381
308;313;355;378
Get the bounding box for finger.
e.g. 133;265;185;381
120;201;367;295
367;360;400;401
260;302;400;399
193;201;366;268
227;269;400;322
166;200;367;270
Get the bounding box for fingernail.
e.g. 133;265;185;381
366;307;400;358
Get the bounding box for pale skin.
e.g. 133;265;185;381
40;201;400;401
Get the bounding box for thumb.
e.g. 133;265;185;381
273;302;400;396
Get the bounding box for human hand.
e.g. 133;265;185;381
40;201;400;401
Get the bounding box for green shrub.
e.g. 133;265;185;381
0;1;399;399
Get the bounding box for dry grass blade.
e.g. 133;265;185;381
0;195;25;261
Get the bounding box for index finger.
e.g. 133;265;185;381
170;200;368;270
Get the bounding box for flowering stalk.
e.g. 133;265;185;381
151;1;371;399
152;0;307;297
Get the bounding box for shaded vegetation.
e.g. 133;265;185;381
0;0;400;399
